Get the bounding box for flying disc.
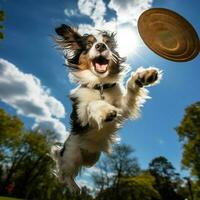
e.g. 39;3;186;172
138;8;200;62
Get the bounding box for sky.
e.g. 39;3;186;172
0;0;200;189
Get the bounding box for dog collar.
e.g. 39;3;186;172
94;83;116;100
95;83;116;99
93;83;116;90
83;83;116;100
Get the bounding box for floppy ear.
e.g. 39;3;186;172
55;24;83;64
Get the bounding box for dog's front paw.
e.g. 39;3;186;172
105;110;117;122
87;101;119;129
134;67;162;87
88;111;104;129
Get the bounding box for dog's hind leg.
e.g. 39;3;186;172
65;176;81;193
53;135;83;193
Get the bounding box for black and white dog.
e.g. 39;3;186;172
52;24;162;192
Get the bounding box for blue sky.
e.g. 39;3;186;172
0;0;200;186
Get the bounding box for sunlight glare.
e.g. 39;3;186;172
116;27;140;58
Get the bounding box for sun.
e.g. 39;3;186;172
116;26;141;57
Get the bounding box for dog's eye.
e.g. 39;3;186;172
87;41;93;45
104;39;113;48
86;41;93;49
104;39;110;44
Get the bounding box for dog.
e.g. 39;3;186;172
52;24;162;193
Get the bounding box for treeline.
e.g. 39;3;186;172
0;101;199;200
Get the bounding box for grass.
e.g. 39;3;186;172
0;197;22;200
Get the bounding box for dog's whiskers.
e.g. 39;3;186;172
111;52;124;64
111;54;118;64
64;62;80;70
111;52;120;59
112;52;126;64
112;52;124;61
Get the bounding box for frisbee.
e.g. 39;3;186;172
138;8;200;62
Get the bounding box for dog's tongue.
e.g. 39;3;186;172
95;63;108;73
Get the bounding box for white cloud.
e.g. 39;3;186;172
77;165;114;192
76;167;101;192
32;118;69;141
83;166;101;177
78;24;95;35
65;0;154;34
82;165;114;179
77;0;115;34
0;58;68;140
78;18;117;35
64;8;80;17
45;96;65;118
108;0;153;26
78;0;106;25
77;178;94;191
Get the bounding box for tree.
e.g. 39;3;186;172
93;144;140;190
93;144;141;199
0;108;23;147
0;108;24;188
148;156;185;200
149;156;179;179
176;101;200;200
109;144;140;178
0;10;4;40
119;172;161;200
176;102;200;179
0;109;93;200
92;158;112;192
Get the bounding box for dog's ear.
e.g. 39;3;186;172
55;24;84;65
55;24;83;51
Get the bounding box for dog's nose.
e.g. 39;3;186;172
95;43;107;52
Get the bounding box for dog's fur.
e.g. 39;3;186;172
52;24;162;193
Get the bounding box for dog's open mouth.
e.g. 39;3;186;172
92;56;109;73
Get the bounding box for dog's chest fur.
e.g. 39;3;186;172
69;84;123;153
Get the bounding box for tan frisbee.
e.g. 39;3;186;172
138;8;200;62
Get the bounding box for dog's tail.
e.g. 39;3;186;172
51;145;63;178
51;145;61;160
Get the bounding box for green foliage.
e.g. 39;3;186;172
0;109;93;200
108;144;140;177
0;10;4;40
0;11;4;21
95;172;160;200
0;108;196;200
94;145;160;200
149;156;186;200
193;181;200;200
149;156;179;179
175;101;200;200
0;109;24;161
0;109;23;142
120;173;160;200
93;144;140;192
176;102;200;179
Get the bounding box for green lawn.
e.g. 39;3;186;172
0;197;22;200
